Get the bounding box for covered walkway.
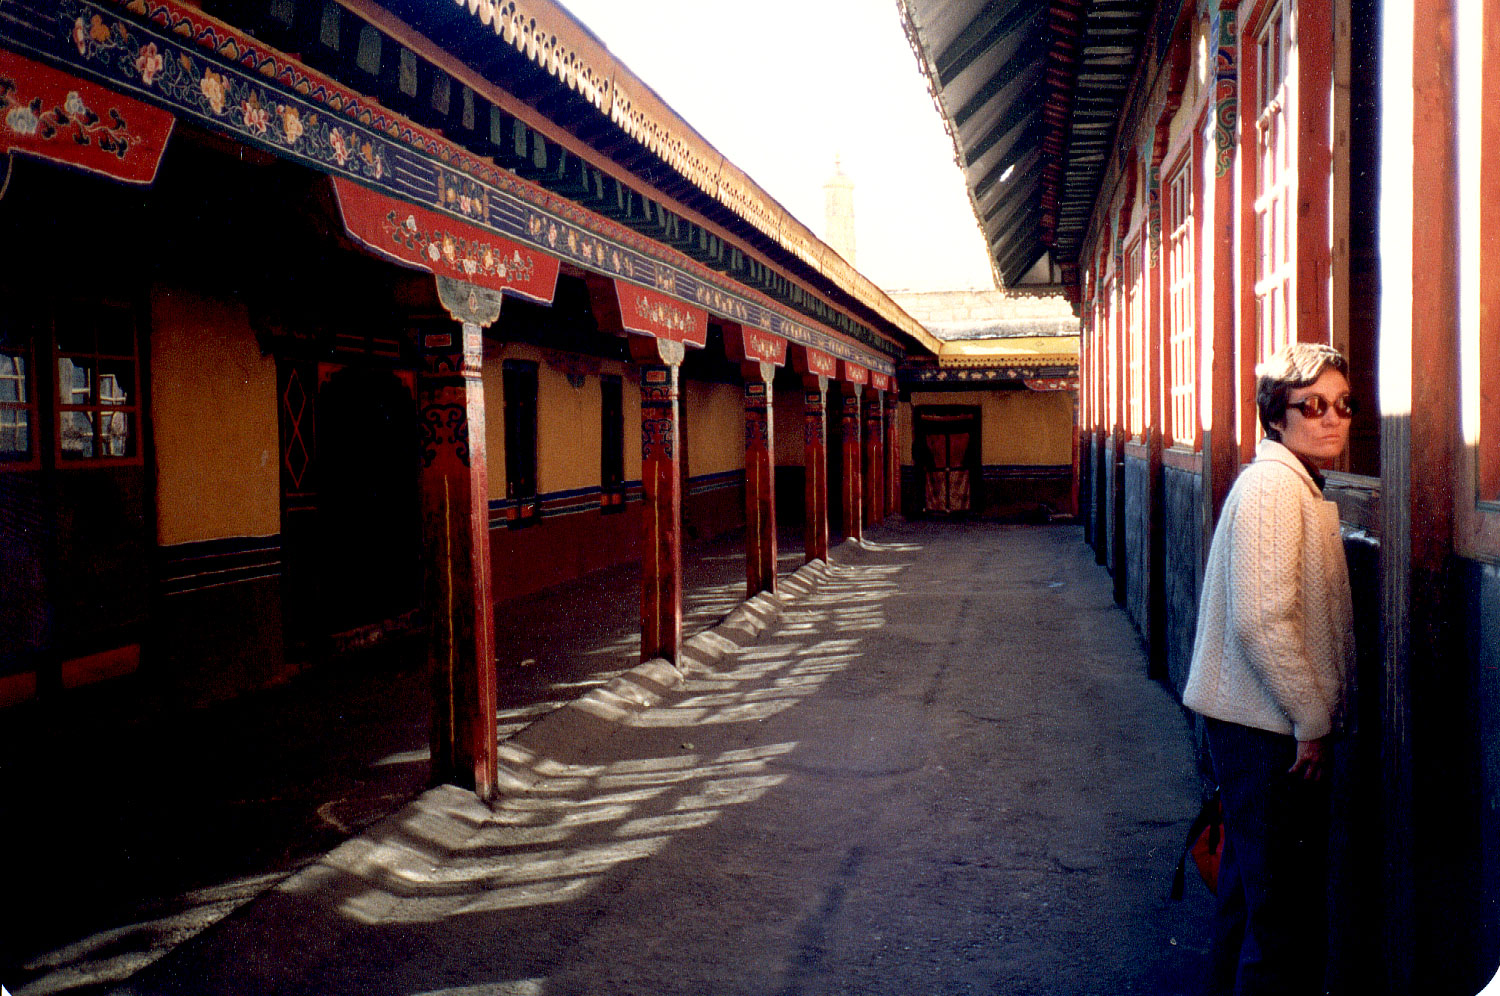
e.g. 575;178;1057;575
51;522;1212;996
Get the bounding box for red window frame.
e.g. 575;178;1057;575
1252;2;1294;363
1164;154;1197;450
1457;0;1500;558
1124;235;1145;439
1100;268;1119;434
0;320;39;471
51;300;143;467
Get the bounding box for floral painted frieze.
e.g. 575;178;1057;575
614;283;707;347
724;326;788;367
334;176;560;304
1;0;895;374
1;48;172;187
901;366;1078;384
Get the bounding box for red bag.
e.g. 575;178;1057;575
1171;795;1224;899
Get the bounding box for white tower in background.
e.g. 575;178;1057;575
823;155;856;266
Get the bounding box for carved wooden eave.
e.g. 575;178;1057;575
936;336;1079;368
896;0;1159;294
412;0;940;355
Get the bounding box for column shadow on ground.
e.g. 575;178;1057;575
2;526;810;996
112;553;913;996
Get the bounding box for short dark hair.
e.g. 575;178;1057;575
1255;343;1350;441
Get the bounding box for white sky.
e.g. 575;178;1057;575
556;0;996;293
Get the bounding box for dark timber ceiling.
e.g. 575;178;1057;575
899;0;1149;288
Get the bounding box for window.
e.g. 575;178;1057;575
1124;236;1145;439
1165;161;1197;448
1;315;36;468
1254;4;1293;361
502;360;538;523
54;301;141;463
1456;0;1500;557
600;374;625;511
1101;270;1119;432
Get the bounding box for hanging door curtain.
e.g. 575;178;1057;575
922;414;973;514
1;49;175;196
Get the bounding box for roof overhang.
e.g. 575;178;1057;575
897;0;1152;291
356;0;942;357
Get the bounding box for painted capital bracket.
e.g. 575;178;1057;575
435;276;506;329
628;334;688;367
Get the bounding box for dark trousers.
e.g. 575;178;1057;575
1204;717;1331;996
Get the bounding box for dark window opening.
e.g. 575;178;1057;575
600;374;625;512
503;359;539;525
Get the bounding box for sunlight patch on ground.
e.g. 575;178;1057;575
412;979;546;995
16;872;287;996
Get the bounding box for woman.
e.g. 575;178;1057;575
1182;342;1357;996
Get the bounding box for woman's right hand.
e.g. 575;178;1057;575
1289;737;1328;782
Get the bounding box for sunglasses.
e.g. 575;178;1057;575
1287;394;1358;420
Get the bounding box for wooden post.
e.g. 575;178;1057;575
863;388;885;525
742;361;777;597
885;391;900;516
841;382;864;542
724;324;788;594
631;336;686;663
802;376;830;562
424;276;501;799
1378;0;1460;988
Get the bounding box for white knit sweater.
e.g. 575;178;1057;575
1182;439;1355;741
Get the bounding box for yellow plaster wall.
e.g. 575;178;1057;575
903;390;1074;466
150;285;280;546
537;355;597;495
684;379;744;477
481;338;512;502
484;342;642;498
623;367;642;483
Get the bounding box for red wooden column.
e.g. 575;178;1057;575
839;361;868;541
863;387;885;524
792;345;837;561
423;277;503;798
631;335;687;662
725;325;788;597
884;388;900;515
585;276;707;663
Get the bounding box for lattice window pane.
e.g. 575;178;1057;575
1254;5;1295;362
1166;163;1197;447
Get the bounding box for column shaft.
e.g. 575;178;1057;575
885;393;900;516
841;385;864;541
743;370;777;596
803;378;829;561
420;320;498;798
863;391;885;524
639;360;683;662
